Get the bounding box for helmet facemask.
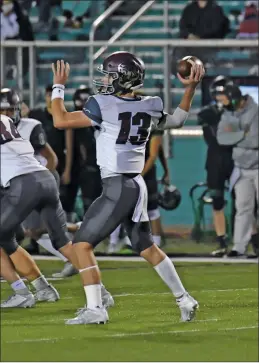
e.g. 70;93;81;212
93;65;119;95
93;64;144;95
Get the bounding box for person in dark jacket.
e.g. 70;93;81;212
198;76;234;256
180;0;230;40
177;0;230;67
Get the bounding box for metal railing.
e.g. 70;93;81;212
1;38;257;108
88;0;124;84
1;39;257;156
92;1;155;61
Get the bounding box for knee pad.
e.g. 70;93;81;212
130;222;153;254
212;196;225;211
148;208;160;221
0;236;19;256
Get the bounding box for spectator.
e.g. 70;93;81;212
217;82;258;257
1;0;20;40
1;0;34;79
180;0;230;40
237;0;259;38
175;0;230;68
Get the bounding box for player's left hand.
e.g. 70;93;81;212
52;60;70;85
61;169;71;185
162;171;170;186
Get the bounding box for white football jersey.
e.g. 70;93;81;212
17;117;47;166
0;114;46;187
83;95;163;178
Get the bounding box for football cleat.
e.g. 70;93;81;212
101;285;115;309
1;293;35;308
65;307;109;325
52;262;78;278
176;293;199;322
227;250;246;258
211;247;227;257
35;284;60;302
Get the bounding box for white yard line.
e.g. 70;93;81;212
109;325;259;338
4;325;258;344
32;255;258;264
59;287;256;300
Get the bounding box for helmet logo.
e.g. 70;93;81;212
118;63;129;75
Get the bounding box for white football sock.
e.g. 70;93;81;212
109;225;121;245
154;256;186;298
152;235;161;246
37;234;68;262
84;284;103;309
11;279;30;295
31;275;49;291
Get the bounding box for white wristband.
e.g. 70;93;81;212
52;88;64;100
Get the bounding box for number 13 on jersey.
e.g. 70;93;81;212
116;112;152;146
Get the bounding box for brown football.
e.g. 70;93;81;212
177;56;203;79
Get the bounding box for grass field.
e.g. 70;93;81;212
1;259;258;362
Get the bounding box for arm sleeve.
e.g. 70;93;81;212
30;124;47;151
217;113;245;146
158;107;189;130
82;96;103;127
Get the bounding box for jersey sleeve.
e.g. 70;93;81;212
150;96;165;128
30;124;47;151
82;96;103;126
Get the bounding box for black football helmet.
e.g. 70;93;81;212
209;76;242;110
73;85;91;111
93;51;145;95
158;184;182;211
209;75;233;100
0;88;21;125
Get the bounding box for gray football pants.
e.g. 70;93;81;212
233;168;259;254
0;170;70;255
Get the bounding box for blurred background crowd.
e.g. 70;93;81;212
1;0;258;260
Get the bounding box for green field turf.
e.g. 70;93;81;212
1;260;258;362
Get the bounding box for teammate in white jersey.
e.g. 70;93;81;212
51;51;205;325
0;113;61;307
0;110;113;308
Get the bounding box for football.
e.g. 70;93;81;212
177;56;203;79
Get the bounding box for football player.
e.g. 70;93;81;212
51;52;204;325
0;113;113;308
0;88;70;264
28;85;74;222
198;76;234;256
141;125;166;247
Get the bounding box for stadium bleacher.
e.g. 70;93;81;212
22;0;255;114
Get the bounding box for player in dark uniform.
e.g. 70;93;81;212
51;52;204;325
198;76;234;256
68;85;102;215
142;128;167;247
28;85;74;221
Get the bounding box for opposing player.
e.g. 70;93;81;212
0;113;113;308
141;128;166;247
51;52;204;325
